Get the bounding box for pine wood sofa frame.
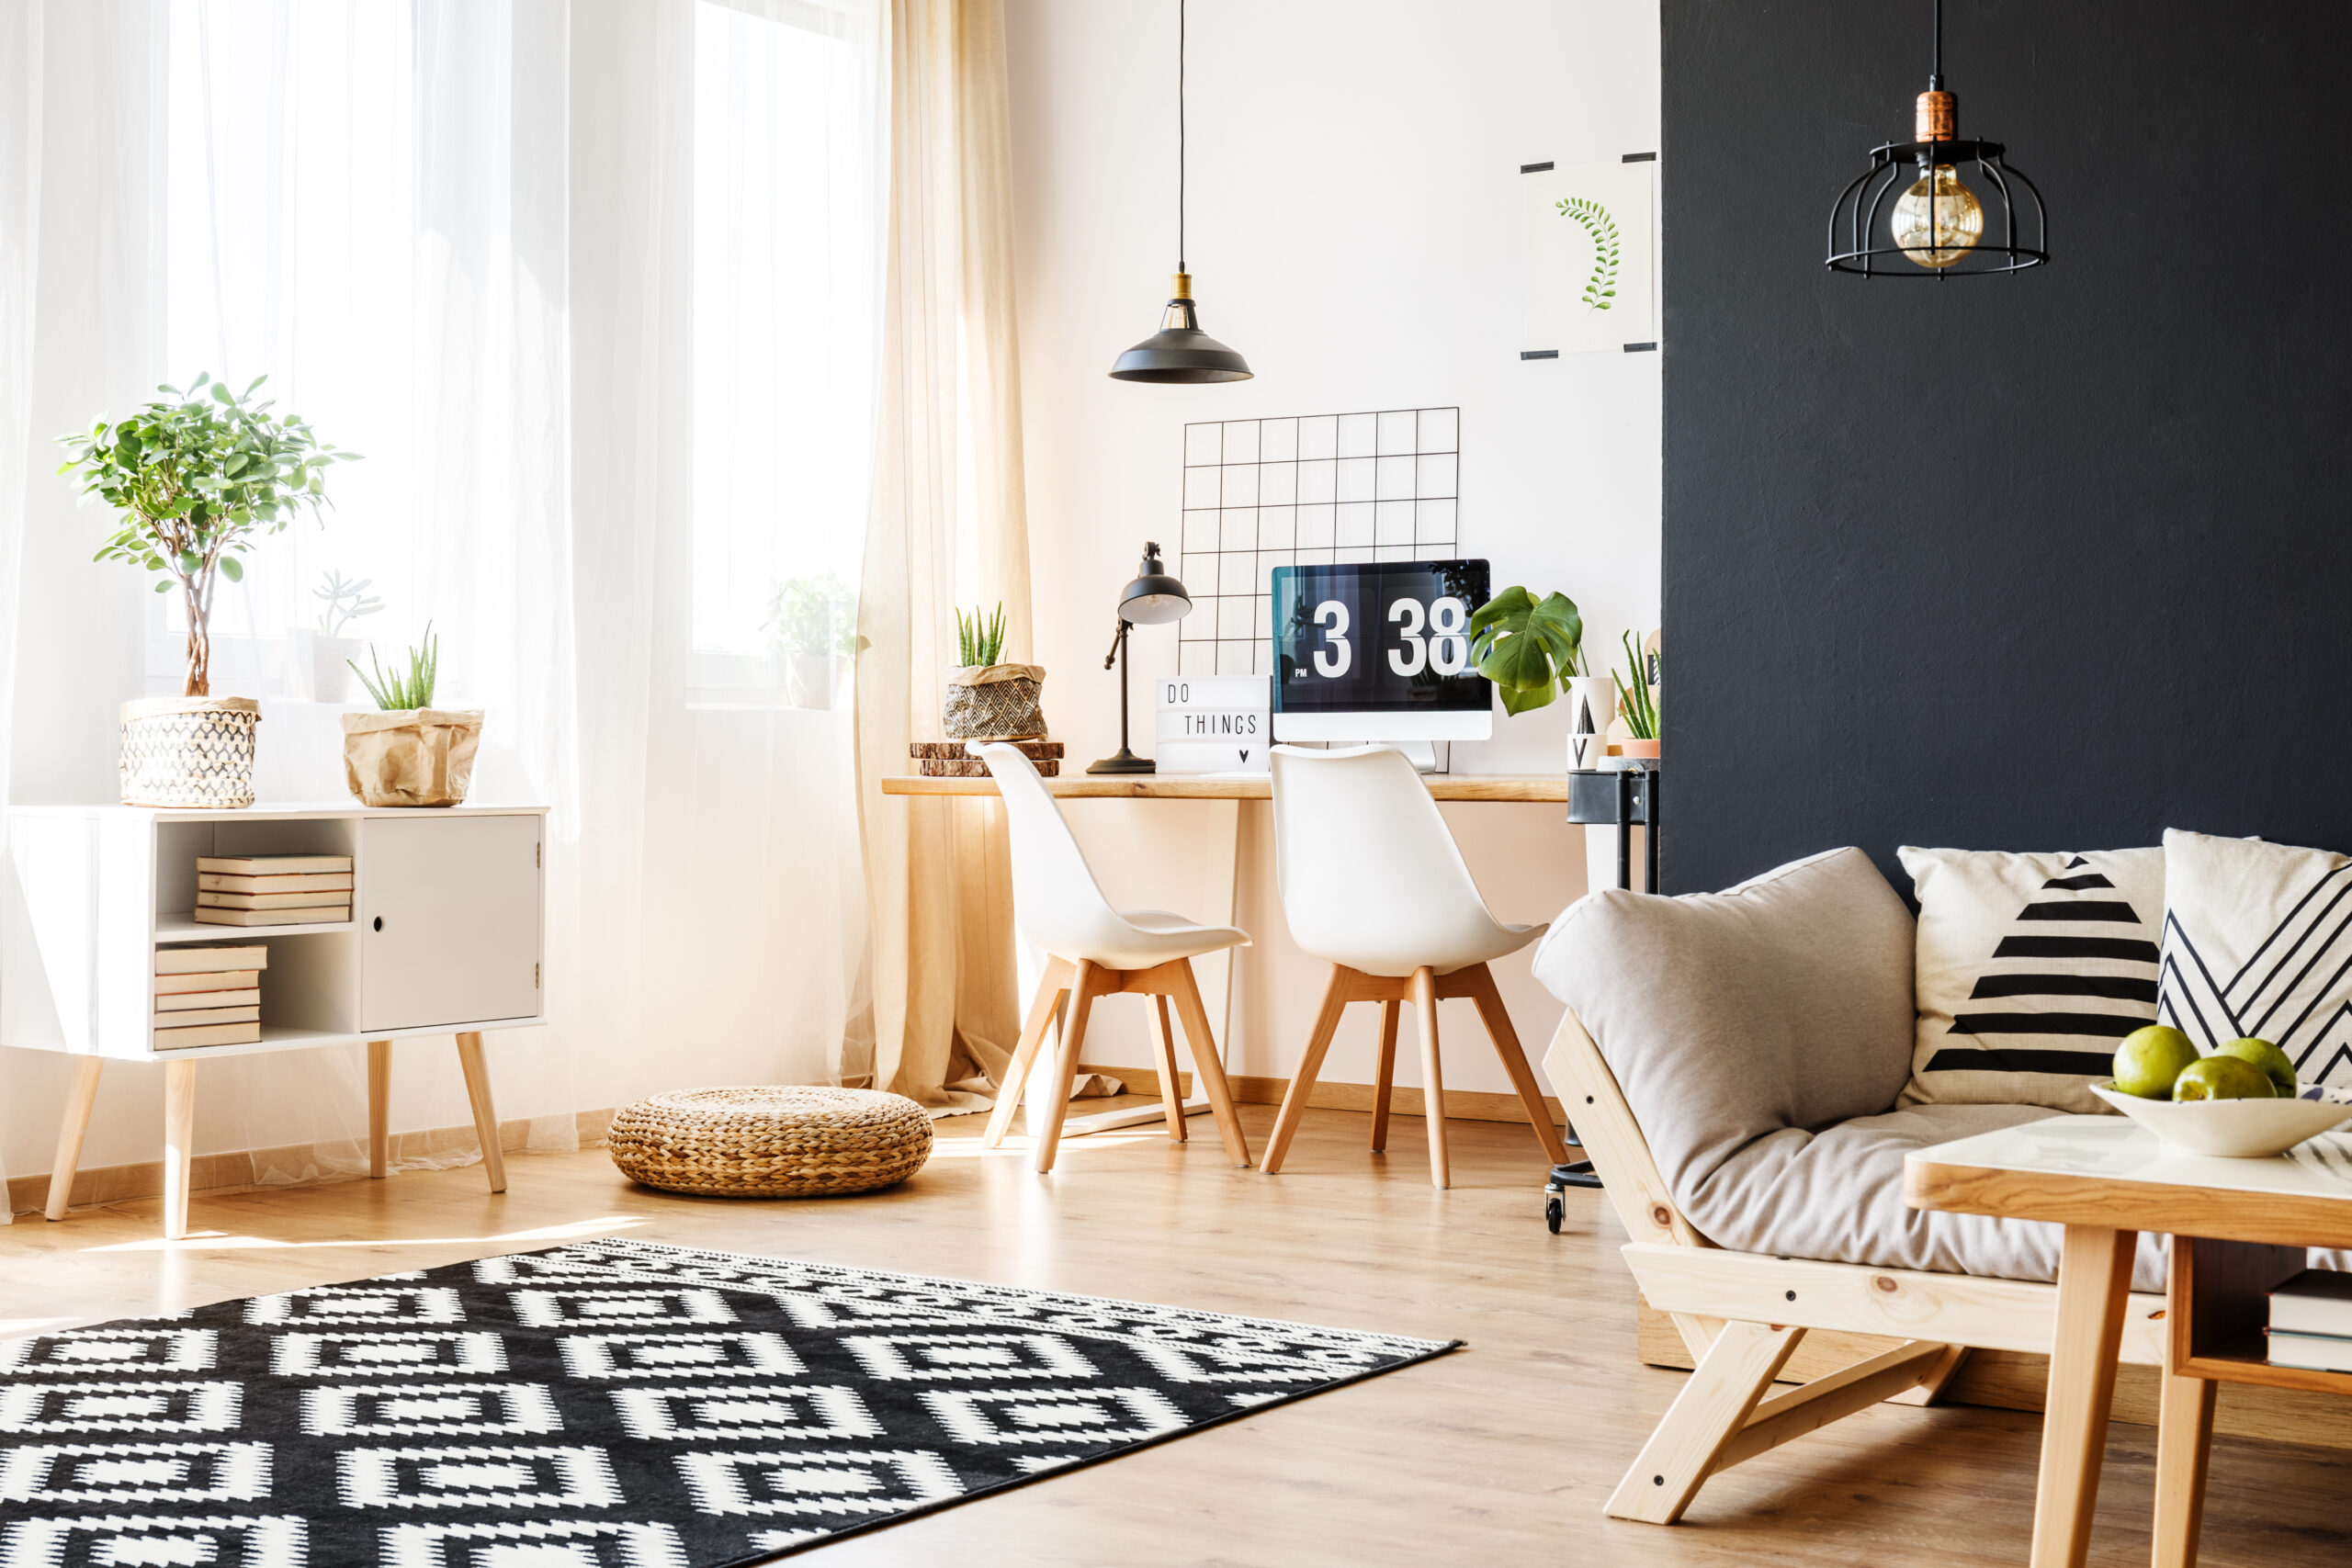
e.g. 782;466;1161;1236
1543;1006;2167;1525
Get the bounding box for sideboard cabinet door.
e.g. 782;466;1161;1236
359;816;542;1032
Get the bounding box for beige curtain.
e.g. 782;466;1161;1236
852;0;1034;1109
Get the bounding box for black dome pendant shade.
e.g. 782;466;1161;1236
1110;0;1251;383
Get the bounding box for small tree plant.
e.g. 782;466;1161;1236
57;373;355;695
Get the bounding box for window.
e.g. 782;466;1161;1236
689;0;880;705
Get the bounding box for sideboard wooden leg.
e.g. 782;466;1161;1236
162;1058;197;1241
455;1032;506;1193
45;1057;105;1221
367;1040;392;1179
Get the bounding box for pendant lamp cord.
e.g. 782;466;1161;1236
1928;0;1942;89
1178;0;1187;275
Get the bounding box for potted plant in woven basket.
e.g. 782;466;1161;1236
57;374;355;807
944;602;1046;741
342;625;484;807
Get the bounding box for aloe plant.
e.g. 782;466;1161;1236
352;624;439;710
956;603;1007;668
1616;630;1658;739
1467;586;1586;716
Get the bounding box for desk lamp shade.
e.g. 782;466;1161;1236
1118;543;1192;626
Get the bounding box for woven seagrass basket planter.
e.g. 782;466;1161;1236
607;1086;933;1198
119;696;261;808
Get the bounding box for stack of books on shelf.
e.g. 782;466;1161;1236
2266;1269;2352;1372
192;854;353;927
154;944;267;1049
910;740;1062;777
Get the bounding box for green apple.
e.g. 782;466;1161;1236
2112;1025;2200;1099
2172;1055;2278;1101
2213;1037;2298;1098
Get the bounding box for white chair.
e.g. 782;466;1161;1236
1261;743;1568;1188
973;742;1255;1173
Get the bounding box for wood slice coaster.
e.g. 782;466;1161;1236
909;739;1062;759
919;757;1059;777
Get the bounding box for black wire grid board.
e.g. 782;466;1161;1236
0;1237;1458;1566
1179;407;1462;677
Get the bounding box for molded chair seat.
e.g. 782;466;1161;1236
1261;744;1569;1188
972;743;1254;1172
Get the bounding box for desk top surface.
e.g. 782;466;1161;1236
1906;1114;2352;1246
878;773;1570;802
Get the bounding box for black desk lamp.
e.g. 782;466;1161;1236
1088;542;1192;775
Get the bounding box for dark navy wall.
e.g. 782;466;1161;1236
1663;2;2352;895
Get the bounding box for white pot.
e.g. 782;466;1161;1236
310;634;366;704
120;697;261;808
787;653;835;710
1563;674;1613;773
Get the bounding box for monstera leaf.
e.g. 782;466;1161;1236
1468;587;1584;716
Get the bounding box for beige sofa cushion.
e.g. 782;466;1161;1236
1533;847;2166;1288
1898;846;2165;1114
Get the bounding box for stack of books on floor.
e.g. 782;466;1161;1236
2266;1269;2352;1371
910;740;1062;777
192;854;353;926
154;944;268;1049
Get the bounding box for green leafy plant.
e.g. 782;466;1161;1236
1467;586;1586;716
1616;630;1658;739
1556;197;1621;313
312;568;382;637
56;373;356;695
761;574;863;662
352;624;438;711
956;603;1008;668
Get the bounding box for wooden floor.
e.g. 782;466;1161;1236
7;1099;2351;1567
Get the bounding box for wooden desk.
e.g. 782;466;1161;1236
1907;1116;2352;1568
880;773;1570;801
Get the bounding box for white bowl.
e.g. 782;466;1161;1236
2089;1080;2352;1158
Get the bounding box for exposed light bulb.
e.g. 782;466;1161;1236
1891;164;1984;268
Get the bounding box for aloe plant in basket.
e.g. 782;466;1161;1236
340;625;485;807
56;374;356;807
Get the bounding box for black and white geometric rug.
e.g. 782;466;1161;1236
0;1237;1457;1566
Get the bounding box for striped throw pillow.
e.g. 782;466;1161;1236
2159;829;2352;1090
1898;846;2165;1113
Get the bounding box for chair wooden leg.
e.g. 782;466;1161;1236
1369;999;1399;1153
455;1032;507;1194
2030;1224;2139;1568
1169;958;1253;1168
1262;965;1351;1174
1147;995;1187;1143
45;1057;105;1221
2153;1367;2217;1568
1410;966;1448;1189
368;1040;392;1179
986;956;1073;1149
1032;961;1101;1174
1462;963;1569;1166
162;1058;197;1241
1606;1318;1804;1524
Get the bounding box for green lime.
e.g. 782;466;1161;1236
2112;1025;2199;1099
2172;1055;2278;1100
2213;1037;2298;1098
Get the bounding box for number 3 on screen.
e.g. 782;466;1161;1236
1312;600;1351;677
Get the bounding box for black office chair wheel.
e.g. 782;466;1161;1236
1543;1158;1602;1234
1544;1193;1565;1234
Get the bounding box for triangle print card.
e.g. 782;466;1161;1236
2159;829;2352;1091
1899;846;2165;1113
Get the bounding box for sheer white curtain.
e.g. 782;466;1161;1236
0;0;884;1193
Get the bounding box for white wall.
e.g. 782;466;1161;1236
1004;0;1662;1097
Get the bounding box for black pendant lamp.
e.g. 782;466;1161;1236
1826;0;2046;277
1110;0;1251;383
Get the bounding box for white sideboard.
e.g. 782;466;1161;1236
2;802;548;1236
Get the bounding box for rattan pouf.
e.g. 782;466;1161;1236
606;1087;933;1198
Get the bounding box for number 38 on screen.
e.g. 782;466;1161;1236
1307;596;1471;680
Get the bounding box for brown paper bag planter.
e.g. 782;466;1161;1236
342;707;484;807
120;696;262;808
943;662;1046;740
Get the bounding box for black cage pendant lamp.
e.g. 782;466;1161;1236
1826;0;2046;277
1110;0;1251;382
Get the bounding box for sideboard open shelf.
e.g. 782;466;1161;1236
3;802;548;1236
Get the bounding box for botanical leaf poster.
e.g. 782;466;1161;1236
1523;158;1657;356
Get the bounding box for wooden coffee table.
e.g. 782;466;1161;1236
1906;1114;2352;1568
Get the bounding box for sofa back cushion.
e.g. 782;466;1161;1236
2160;828;2352;1091
1898;846;2165;1114
1532;847;1917;1224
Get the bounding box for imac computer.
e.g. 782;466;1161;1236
1270;558;1493;749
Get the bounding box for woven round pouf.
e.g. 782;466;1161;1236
607;1087;933;1198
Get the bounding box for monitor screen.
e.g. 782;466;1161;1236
1271;559;1492;732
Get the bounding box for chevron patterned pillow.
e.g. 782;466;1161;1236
2158;829;2352;1091
1898;845;2165;1113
